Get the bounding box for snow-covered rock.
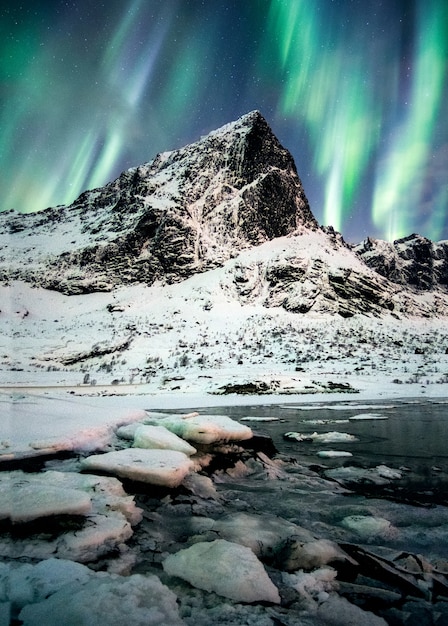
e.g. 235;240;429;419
355;233;448;292
163;539;281;604
1;111;314;294
147;414;253;444
81;448;194;487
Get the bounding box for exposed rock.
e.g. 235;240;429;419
2;111;314;294
354;234;448;292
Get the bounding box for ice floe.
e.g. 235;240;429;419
240;416;280;422
80;448;195;487
133;424;197;456
349;413;389;420
0;471;141;562
284;431;358;443
316;450;353;458
145;414;253;444
0;479;92;524
8;561;184;626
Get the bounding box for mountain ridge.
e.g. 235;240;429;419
1;111;447;318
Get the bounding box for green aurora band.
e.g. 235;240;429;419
1;0;447;242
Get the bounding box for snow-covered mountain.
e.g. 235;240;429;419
2;111;315;294
354;234;448;292
2;110;447;319
2;111;448;390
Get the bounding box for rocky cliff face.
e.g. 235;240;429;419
354;234;448;292
2;111;315;294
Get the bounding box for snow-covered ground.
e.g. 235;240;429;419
2;257;447;458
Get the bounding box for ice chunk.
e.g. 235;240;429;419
325;465;402;486
148;414;253;444
284;431;357;443
116;423;140;440
341;515;397;540
317;450;353;458
81;448;194;487
0;471;141;563
278;539;358;572
19;572;183;626
163;539;280;604
349;413;388;420
240;416;280;422
209;512;314;558
133;425;197;456
0;479;92;524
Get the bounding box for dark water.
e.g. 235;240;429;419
178;398;448;499
195;399;446;460
160;398;448;561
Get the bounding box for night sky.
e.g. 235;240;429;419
2;0;447;243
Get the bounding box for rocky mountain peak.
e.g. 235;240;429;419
2;111;316;294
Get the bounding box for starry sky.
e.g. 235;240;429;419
2;0;447;242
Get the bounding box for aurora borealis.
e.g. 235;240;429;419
2;0;447;242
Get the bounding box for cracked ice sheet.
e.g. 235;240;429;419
0;392;147;460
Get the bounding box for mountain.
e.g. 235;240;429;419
354;234;448;292
1;111;447;319
2;111;315;294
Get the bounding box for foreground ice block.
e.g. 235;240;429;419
163;539;280;604
0;480;92;524
0;471;141;562
81;448;194;487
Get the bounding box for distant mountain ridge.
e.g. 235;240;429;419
354;234;448;292
1;111;447;317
